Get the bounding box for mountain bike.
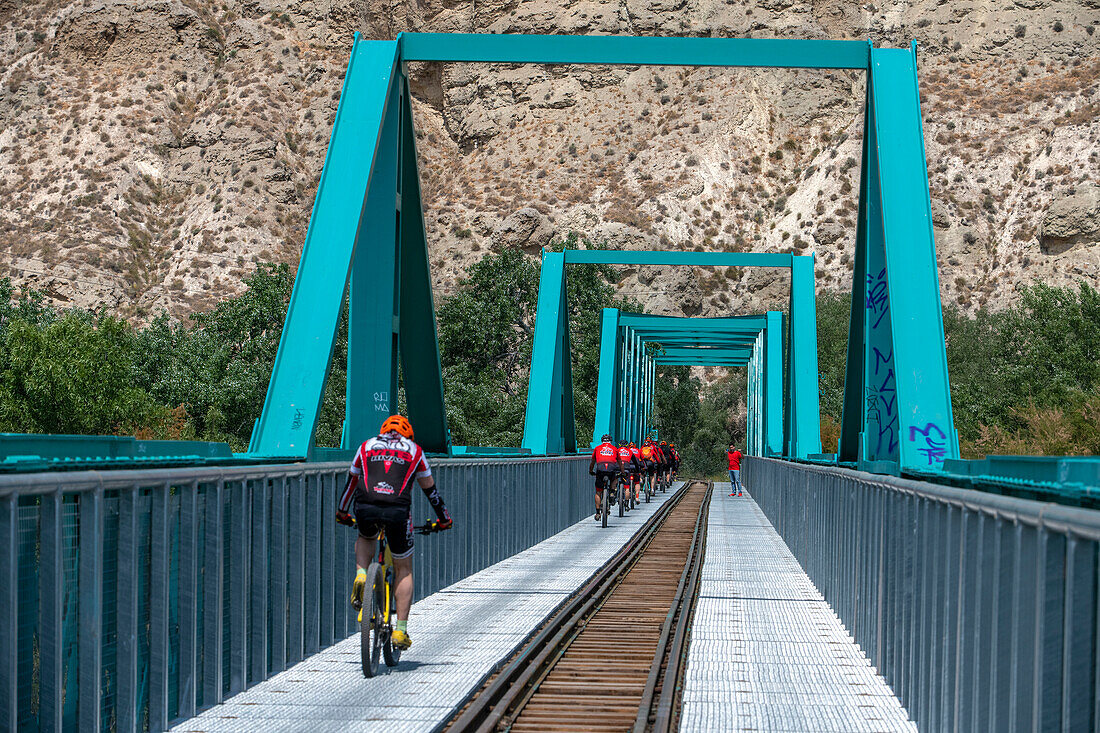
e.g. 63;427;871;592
353;521;442;677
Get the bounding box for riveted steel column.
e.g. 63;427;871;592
788;254;821;458
345;64;401;450
251;38;401;457
593;308;620;447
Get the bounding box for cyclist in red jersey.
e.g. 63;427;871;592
617;440;638;509
589;434;624;521
336;415;452;650
628;442;643;502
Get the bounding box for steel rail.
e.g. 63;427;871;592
640;482;713;733
446;482;697;732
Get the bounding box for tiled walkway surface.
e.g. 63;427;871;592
172;485;682;733
679;485;916;732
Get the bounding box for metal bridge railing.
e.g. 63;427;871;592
746;457;1100;733
0;455;590;733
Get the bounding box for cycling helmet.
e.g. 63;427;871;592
629;441;636;448
379;414;414;439
602;433;613;443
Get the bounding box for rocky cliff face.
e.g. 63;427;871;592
0;0;1097;321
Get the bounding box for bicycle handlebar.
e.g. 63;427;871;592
414;523;445;535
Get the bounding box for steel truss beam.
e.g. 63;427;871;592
251;33;957;472
526;250;819;458
592;311;785;457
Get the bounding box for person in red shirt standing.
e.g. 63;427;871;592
589;434;624;521
726;444;744;497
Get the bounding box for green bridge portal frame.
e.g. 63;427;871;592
250;32;959;473
590;311;787;459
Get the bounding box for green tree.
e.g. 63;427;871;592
0;310;169;435
436;247;539;446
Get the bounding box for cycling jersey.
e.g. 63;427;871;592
591;442;620;469
640;445;655;462
617;446;636;473
339;432;449;522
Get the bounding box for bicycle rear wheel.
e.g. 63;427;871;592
361;563;385;677
601;486;609;527
617;481;624;517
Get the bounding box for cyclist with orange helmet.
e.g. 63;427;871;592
589;433;624;520
336;414;452;650
668;443;680;479
627;441;643;502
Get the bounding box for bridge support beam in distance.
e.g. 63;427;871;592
590;311;786;458
529;250;816;456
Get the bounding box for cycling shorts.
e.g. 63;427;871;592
354;502;414;559
645;460;657;474
594;467;618;490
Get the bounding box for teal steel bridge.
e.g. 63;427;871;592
1;32;1099;733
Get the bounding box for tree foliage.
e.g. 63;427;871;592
2;260;1097;461
814;281;1100;457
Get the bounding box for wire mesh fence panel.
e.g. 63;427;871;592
0;455;589;731
745;457;1100;733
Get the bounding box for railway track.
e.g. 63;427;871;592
444;480;713;733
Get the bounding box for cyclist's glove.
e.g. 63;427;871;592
335;510;355;527
430;518;453;532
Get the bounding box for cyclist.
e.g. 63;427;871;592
589;433;624;520
616;440;637;509
668;443;680;479
628;441;643;502
659;440;672;487
727;444;744;497
639;440;657;494
336;414;453;651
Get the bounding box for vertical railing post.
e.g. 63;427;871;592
249;479;269;684
149;484;170;732
116;490;140;733
40;491;63;733
229;481;248;694
0;495;15;733
78;488;104;733
178;481;198;720
271;477;288;674
202;480;225;707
